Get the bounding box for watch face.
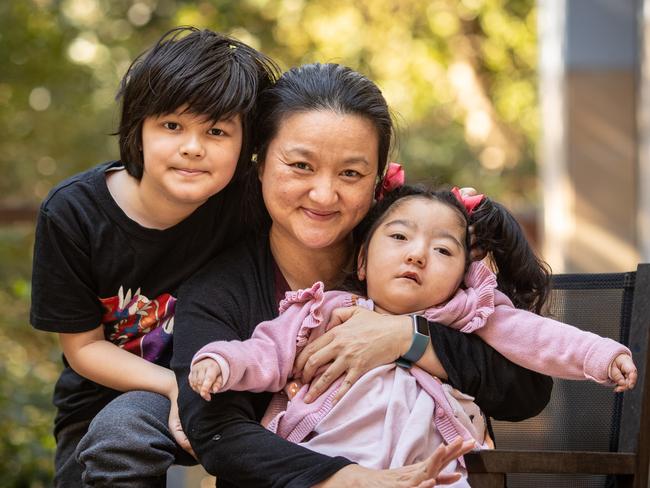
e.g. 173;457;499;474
414;315;429;335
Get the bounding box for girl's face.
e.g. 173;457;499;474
358;197;467;315
260;110;379;250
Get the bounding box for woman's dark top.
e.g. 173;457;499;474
172;233;552;487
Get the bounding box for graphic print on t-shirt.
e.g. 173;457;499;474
100;286;174;363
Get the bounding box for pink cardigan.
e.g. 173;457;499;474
192;261;630;446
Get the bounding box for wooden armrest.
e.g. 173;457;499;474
465;450;636;474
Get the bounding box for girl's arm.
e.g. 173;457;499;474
190;308;305;394
474;292;632;384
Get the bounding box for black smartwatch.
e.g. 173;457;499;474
396;314;430;368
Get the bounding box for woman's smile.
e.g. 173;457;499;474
301;207;340;221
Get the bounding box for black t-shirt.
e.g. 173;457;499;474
30;161;248;435
172;232;553;487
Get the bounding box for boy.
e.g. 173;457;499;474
30;26;277;486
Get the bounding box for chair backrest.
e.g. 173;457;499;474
487;263;650;488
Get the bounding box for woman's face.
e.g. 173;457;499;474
260;110;379;250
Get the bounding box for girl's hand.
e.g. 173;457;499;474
293;306;411;403
609;354;638;392
188;358;223;401
313;437;475;488
167;385;196;459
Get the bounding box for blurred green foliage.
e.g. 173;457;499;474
0;0;537;485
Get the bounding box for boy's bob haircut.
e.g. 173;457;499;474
117;26;279;180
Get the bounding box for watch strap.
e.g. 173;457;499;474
396;315;430;368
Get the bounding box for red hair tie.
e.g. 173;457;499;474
376;162;405;200
451;186;484;215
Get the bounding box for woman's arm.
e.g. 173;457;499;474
294;306;553;419
172;268;354;487
429;322;553;420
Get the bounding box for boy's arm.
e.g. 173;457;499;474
474;292;631;384
59;324;195;455
59;325;177;397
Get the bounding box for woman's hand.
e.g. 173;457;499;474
313;437;475;487
167;384;197;459
293;306;411;403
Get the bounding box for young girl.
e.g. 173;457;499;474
188;183;637;483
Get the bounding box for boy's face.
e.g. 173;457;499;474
358;197;467;315
139;108;242;208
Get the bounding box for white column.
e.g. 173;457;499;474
538;0;570;273
639;0;650;262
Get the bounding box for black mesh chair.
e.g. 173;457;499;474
466;263;650;488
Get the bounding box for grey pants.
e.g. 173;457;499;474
55;391;195;488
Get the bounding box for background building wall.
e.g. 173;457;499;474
539;0;642;272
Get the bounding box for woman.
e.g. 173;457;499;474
171;63;552;487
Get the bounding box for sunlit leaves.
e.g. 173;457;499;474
0;1;538;484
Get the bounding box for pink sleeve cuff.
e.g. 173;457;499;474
190;352;231;391
583;338;631;385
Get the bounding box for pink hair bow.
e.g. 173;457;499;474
376;162;405;200
451;186;485;215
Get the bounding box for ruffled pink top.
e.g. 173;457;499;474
191;261;631;471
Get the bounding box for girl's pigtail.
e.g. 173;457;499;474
470;199;551;314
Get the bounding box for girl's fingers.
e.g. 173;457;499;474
610;366;624;384
628;369;638;388
190;368;204;393
211;375;222;393
200;366;218;401
621;360;638;389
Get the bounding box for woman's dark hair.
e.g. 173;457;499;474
245;62;394;227
254;63;393;175
345;185;551;314
116;26;279;180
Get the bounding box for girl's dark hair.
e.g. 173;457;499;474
345;185;551;314
116;26;279;180
245;62;394;227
